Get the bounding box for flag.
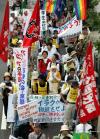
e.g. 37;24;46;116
74;0;87;20
44;0;57;14
73;133;90;139
23;0;40;47
0;0;9;63
76;41;100;123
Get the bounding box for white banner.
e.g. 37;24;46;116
40;10;47;32
9;135;17;139
18;95;64;123
7;94;15;122
17;101;38;121
30;95;64;123
13;48;28;105
58;16;82;38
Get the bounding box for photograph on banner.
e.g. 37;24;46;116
29;95;64;123
58;16;82;38
13;48;28;105
17;101;38;121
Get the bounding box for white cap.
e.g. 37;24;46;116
60;125;69;132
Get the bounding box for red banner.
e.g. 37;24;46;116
0;1;9;62
76;41;100;123
23;0;40;47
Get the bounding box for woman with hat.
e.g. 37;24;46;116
70;51;80;72
0;72;17;118
53;124;73;139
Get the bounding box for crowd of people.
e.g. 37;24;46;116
0;0;99;139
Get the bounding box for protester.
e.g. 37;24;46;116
47;65;61;94
38;51;51;77
61;80;79;129
53;124;73;139
0;72;17;118
35;74;49;96
28;123;46;139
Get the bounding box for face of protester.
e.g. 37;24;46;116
52;68;57;73
4;76;11;81
47;45;52;51
42;52;48;59
34;127;41;135
52;55;56;62
70;70;75;77
61;130;69;136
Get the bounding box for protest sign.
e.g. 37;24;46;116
29;95;64;123
17;101;38;121
9;135;17;139
58;16;82;38
7;94;15;122
40;10;47;32
13;48;28;105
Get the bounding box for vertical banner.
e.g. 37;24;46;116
13;48;28;105
76;42;100;123
40;10;47;32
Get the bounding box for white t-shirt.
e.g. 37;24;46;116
76;123;92;133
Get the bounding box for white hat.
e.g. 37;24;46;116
50;64;57;70
60;125;69;132
4;72;11;77
70;51;77;57
32;71;39;80
79;34;85;40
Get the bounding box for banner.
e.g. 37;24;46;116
9;135;17;139
58;16;82;38
40;10;47;32
18;95;64;123
76;41;100;123
13;48;28;105
23;0;40;47
0;1;9;62
29;95;64;123
7;94;15;122
17;101;38;121
73;133;90;139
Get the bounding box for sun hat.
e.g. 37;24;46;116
4;72;11;77
60;125;69;132
70;51;77;57
66;57;73;63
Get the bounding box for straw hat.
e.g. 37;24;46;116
60;125;69;132
70;51;77;57
32;71;39;80
79;34;85;40
66;57;73;63
4;72;11;77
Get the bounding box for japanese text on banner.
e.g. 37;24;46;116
13;48;28;105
